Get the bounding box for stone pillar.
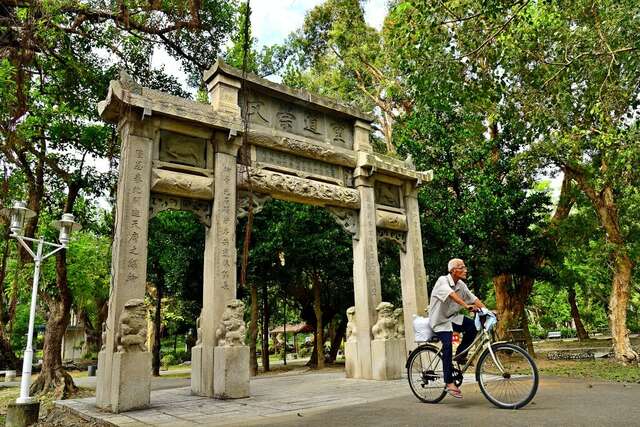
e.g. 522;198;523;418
206;74;242;117
351;120;382;379
399;184;429;354
191;133;243;397
96;113;153;411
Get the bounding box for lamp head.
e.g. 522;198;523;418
0;201;36;236
52;213;82;245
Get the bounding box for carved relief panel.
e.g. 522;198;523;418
374;182;402;208
158;130;208;169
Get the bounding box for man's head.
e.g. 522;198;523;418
448;258;467;281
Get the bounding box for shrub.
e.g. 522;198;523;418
173;350;189;363
528;324;546;340
161;353;177;370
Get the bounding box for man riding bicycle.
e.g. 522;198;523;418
429;258;486;399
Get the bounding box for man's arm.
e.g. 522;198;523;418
473;299;486;309
447;291;478;311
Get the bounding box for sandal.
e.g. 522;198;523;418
445;387;463;399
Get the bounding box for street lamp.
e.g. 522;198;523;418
0;202;81;404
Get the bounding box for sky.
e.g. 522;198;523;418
151;0;388;88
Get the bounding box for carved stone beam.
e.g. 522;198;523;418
247;130;357;168
327;207;359;240
377;229;407;252
151;168;214;201
375;210;408;232
237;191;272;220
238;166;360;209
149;194;212;227
98;78;243;132
356;151;433;185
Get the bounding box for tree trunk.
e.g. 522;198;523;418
30;251;77;398
77;309;98;356
0;235;18;369
572;171;638;362
567;286;589;341
312;273;324;369
249;281;259;376
261;281;270;372
0;331;18;371
95;297;109;352
328;317;347;363
152;281;162;376
493;274;533;345
609;250;636;362
31;183;80;397
519;309;536;358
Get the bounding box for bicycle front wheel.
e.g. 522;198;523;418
475;343;539;409
407;345;447;403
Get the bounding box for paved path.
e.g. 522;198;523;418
267;377;640;427
56;372;640;426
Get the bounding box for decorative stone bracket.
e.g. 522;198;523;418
377;229;407;252
327;207;359;240
149;194;212;227
237;192;272;220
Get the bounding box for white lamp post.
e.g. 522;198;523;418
0;202;81;404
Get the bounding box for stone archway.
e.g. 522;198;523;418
95;61;432;413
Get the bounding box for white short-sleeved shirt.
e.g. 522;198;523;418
428;274;477;333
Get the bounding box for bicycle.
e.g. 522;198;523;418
407;310;539;409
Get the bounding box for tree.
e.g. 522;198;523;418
384;1;553;352
245;201;354;369
489;0;640;362
1;0;236;397
281;0;399;153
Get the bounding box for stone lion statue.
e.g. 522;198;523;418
346;306;357;343
371;302;396;340
196;311;202;346
394;308;405;338
100;321;107;351
116;299;147;352
216;299;246;347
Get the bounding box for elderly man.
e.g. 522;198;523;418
429;258;485;399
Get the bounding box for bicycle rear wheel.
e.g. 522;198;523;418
475;343;539;409
407;345;447;403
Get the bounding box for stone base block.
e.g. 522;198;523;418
371;338;403;380
6;401;40;427
214;346;250;399
110;351;151;413
191;344;215;397
398;338;408;360
95;350;109;409
345;341;360;379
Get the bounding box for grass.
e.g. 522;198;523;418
534;336;640;350
535;358;640;383
0;386;94;424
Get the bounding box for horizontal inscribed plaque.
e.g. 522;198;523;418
255;146;344;182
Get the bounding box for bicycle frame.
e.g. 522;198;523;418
439;328;509;374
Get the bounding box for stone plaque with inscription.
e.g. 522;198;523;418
240;93;354;150
254;146;344;183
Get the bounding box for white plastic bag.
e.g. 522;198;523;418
413;315;434;342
